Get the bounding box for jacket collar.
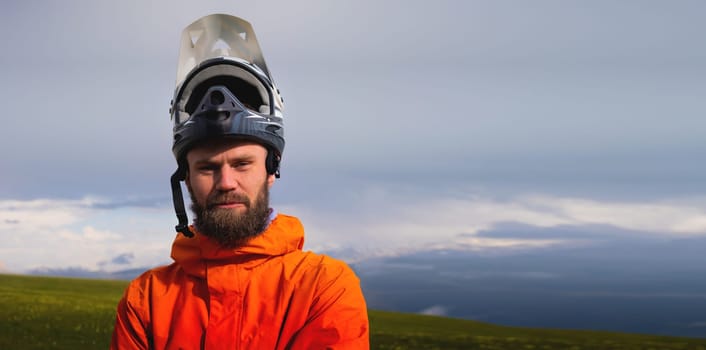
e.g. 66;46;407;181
170;214;305;278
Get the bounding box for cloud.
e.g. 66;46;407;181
86;197;169;210
522;196;706;234
58;226;122;242
434;236;563;252
285;190;706;261
1;0;705;279
4;1;706;202
0;197;173;273
97;252;136;268
0;198;90;232
111;253;135;265
421;194;706;237
418;305;448;317
5;191;706;272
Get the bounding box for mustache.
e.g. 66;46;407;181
206;192;251;209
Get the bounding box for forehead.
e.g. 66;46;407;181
186;139;267;163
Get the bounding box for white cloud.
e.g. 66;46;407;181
418;305;448;317
58;226;122;242
285;191;706;260
0;197;173;273
437;236;563;252
4;192;706;272
521;195;706;234
0;198;90;232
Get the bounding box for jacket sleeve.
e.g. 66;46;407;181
111;284;150;350
287;261;370;350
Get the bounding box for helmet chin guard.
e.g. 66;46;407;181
168;14;285;237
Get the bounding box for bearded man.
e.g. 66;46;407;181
111;14;369;349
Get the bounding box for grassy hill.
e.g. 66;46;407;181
1;273;705;350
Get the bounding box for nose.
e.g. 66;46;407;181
215;166;238;192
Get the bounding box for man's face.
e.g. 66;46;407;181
186;139;275;247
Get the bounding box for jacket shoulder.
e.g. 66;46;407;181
282;252;369;348
273;213;304;229
121;263;185;304
302;251;356;274
289;251;362;298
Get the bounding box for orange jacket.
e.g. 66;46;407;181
111;214;369;349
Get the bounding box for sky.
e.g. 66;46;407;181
1;0;706;273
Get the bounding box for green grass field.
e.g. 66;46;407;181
1;273;705;349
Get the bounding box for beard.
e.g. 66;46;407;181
190;182;270;249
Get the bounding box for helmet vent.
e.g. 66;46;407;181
189;29;203;46
200;110;230;121
211;39;231;56
209;90;225;106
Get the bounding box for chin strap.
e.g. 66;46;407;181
170;168;194;238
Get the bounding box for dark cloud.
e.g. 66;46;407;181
470;223;653;241
98;253;136;267
111;253;135;265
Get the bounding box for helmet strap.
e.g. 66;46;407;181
266;149;281;178
170;168;195;238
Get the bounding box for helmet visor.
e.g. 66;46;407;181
175;14;272;88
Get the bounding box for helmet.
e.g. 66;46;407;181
170;13;284;172
169;14;284;237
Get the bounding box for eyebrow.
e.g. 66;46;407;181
192;153;257;166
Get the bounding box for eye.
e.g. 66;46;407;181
197;164;217;173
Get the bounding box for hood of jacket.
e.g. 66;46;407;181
170;213;305;279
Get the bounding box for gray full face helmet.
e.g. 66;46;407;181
169;14;285;237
